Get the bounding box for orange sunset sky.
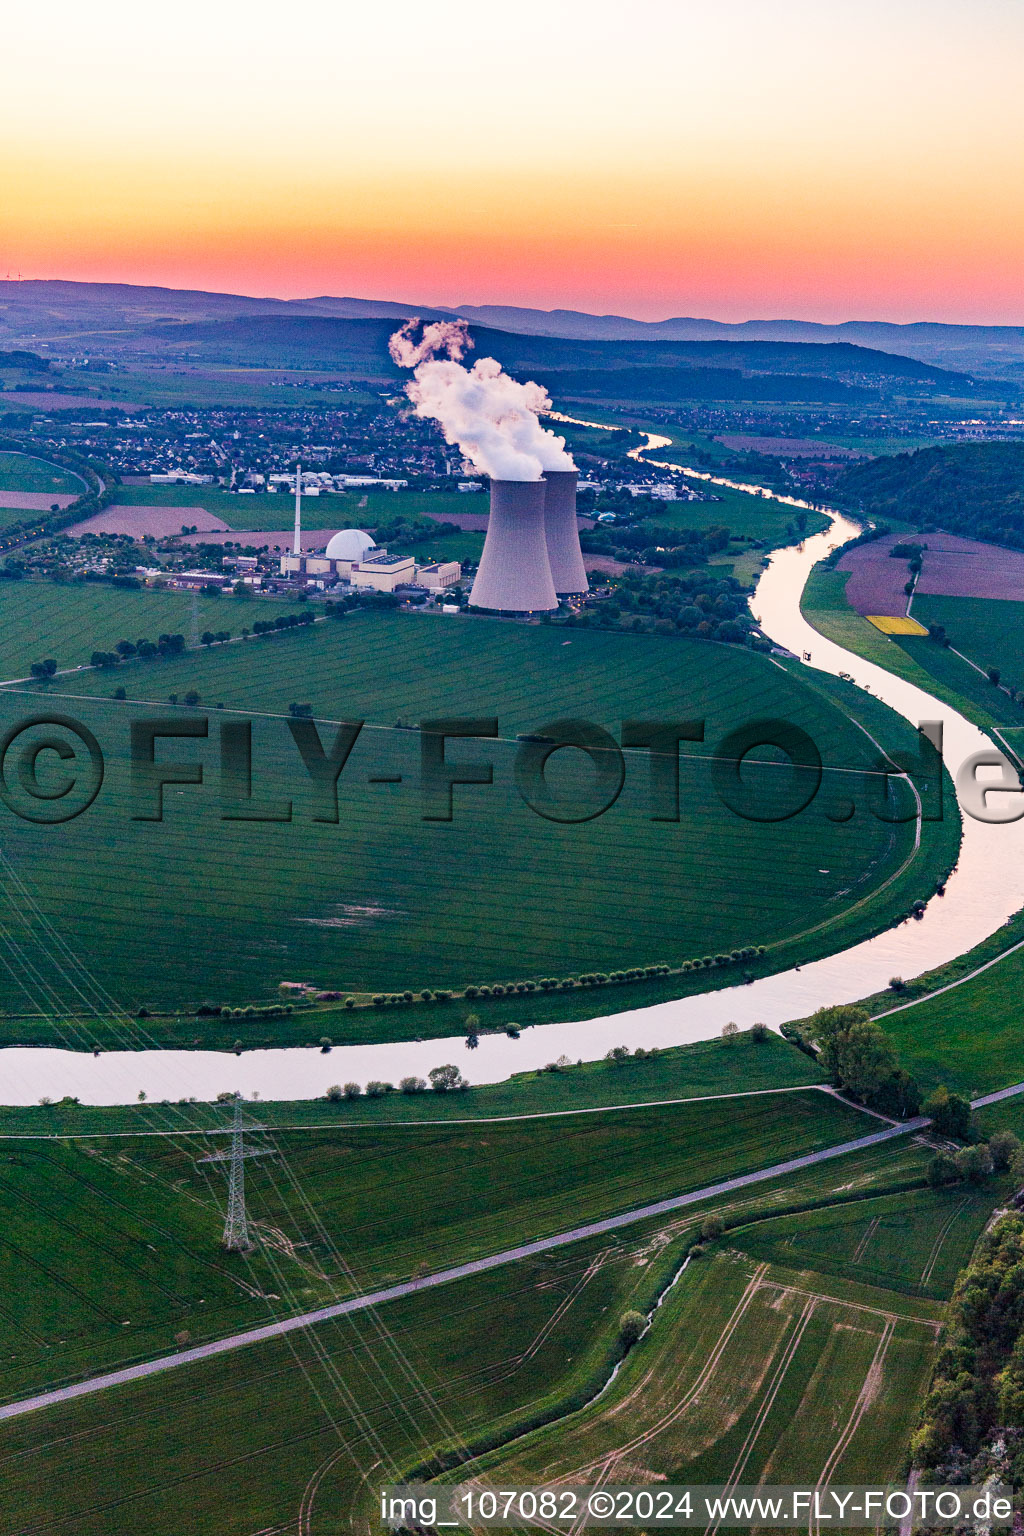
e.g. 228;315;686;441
3;0;1023;323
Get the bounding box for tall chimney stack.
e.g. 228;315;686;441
542;470;588;596
292;462;302;556
469;479;557;613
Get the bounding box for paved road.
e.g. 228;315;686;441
0;1116;925;1425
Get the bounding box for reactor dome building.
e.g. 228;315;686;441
324;529;377;562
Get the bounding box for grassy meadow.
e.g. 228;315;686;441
0;607;957;1027
0;1090;866;1404
0;450;83;495
876;942;1024;1098
914;594;1024;697
0;1101;949;1534
0;578;309;680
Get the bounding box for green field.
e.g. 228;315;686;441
0;578;308;681
454;1245;940;1500
0;1239;647;1536
895;633;1024;726
0;1091;867;1404
0;450;83;495
0;607;956;1026
876;941;1024;1097
733;1183;993;1300
34;365;383;410
0;1100;947;1534
914;594;1024;696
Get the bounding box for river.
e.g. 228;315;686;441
2;441;1022;1106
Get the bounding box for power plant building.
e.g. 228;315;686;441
469;479;557;613
542;470;589;596
350;553;417;592
469;472;588;612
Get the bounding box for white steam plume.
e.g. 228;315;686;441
388;316;472;368
389;319;575;481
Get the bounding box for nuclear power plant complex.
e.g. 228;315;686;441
469;470;588;613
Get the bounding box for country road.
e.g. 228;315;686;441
0;1114;926;1425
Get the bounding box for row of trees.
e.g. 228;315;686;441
324;1063;468;1100
252;612;315;636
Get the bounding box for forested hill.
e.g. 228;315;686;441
134;315;973;397
836;442;1024;548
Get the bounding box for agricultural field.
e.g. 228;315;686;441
449;1241;943;1501
108;482;479;533
0;578;308;682
0;1104;946;1535
110;366;382;409
0;1091;868;1404
876;941;1024;1098
894;632;1024;725
0;1239;645;1536
913;595;1024;695
801;565;1021;727
0;451;83;496
0;607;957;1025
733;1183;993;1300
648;482;828;544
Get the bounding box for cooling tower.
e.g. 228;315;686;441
542;470;589;595
469;479;558;612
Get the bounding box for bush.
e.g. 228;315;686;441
927;1152;960;1187
989;1129;1022;1171
324;1084;344;1102
319;1036;332;1052
923;1084;974;1142
399;1075;427;1094
618;1310;647;1347
428;1064;468;1092
700;1214;724;1240
365;1080;392;1097
750;1022;769;1043
342;1082;362;1100
956;1144;994;1183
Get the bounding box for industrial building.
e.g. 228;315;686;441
417;561;462;591
350;553;417;592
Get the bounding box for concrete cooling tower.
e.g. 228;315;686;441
469;479;558;613
542;470;589;596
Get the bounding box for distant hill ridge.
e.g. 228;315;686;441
136;313;968;390
1;278;1021;378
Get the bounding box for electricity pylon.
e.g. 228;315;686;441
198;1098;272;1251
